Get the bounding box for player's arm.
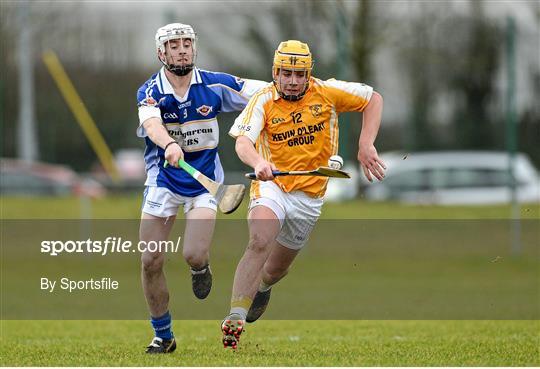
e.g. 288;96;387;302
321;79;386;182
229;90;276;180
358;91;386;182
137;87;184;167
235;136;276;181
142;118;184;168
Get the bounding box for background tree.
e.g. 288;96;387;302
448;1;501;150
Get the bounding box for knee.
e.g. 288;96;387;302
141;252;164;275
182;249;208;268
246;233;272;254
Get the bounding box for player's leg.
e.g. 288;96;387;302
231;205;281;316
140;212;177;317
262;242;299;285
246;243;299;323
222;204;282;348
182;200;217;299
247;193;323;323
140;186;180;354
140;212;177;353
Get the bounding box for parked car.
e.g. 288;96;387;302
113;149;146;181
360;151;540;205
91;149;146;191
0;158;105;197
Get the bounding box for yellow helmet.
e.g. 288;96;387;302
272;40;313;100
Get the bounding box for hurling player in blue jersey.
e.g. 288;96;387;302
137;23;267;354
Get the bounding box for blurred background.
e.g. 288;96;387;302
0;0;539;206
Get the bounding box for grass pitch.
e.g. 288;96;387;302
1;320;538;366
1;194;539;219
1;196;538;366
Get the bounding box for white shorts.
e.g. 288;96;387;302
249;181;323;250
142;186;217;218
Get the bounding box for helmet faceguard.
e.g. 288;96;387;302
272;40;313;101
155;23;197;76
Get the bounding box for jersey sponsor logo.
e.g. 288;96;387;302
309;104;322;118
272;117;285;125
271;122;326;147
167;130;182;139
287;135;315;146
163;112;178;119
196;105;213;116
166;119;219;152
178;101;192;109
236;123;251;132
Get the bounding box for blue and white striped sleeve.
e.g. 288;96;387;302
136;81;161;138
207;73;268;113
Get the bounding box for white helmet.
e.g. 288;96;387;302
155;23;197;76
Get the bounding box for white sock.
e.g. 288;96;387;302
229;307;247;320
259;281;272;292
190;264;209;275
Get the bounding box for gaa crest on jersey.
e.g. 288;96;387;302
196;105;213;116
140;96;166;107
163;112;178;119
309;104;322;118
140;96;157;107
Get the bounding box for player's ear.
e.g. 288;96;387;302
272;68;279;80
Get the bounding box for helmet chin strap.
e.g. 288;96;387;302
280;90;305;101
166;63;194;76
157;54;194;77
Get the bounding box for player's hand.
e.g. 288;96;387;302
358;144;386;182
254;160;277;181
164;141;184;167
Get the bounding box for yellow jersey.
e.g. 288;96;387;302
229;77;373;198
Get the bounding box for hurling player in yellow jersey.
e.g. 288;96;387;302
221;40;386;348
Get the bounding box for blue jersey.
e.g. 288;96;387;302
137;67;268;197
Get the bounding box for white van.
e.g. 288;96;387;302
360;151;540;205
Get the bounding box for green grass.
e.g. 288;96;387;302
1;320;538;366
1;194;539;219
1;196;538;366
